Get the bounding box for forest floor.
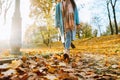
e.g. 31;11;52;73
0;34;120;80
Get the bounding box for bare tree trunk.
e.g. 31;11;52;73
3;0;12;24
93;16;102;36
110;0;118;34
107;2;114;35
10;0;22;55
112;6;118;34
98;25;102;36
0;0;12;23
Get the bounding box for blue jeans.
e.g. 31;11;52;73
65;30;72;50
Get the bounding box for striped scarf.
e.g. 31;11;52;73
62;0;75;32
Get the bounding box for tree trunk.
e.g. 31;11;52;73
107;2;114;35
112;7;118;34
98;25;102;36
10;0;22;55
110;0;118;34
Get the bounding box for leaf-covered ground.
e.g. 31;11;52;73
0;53;120;80
51;34;120;55
0;35;120;80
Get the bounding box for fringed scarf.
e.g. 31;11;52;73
62;0;75;32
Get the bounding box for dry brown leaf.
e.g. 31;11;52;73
0;75;11;80
39;67;48;72
1;69;16;76
32;68;45;76
28;72;38;80
35;57;40;62
19;73;28;80
44;74;57;80
21;56;27;62
0;63;10;70
9;60;23;69
16;67;27;75
0;73;3;78
104;60;111;67
63;68;75;73
75;57;81;62
48;66;56;74
86;71;95;75
111;64;118;69
10;74;20;80
58;73;69;79
59;62;66;67
59;73;78;80
72;62;77;68
29;64;36;69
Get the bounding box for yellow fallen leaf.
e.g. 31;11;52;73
9;60;23;69
48;66;56;74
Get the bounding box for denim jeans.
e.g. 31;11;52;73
65;30;72;50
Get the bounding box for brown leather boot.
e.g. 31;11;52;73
71;42;75;49
63;49;70;63
63;53;70;63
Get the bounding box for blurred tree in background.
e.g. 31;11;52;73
102;22;120;36
28;0;58;47
0;0;12;24
77;22;93;38
106;0;119;35
10;0;22;55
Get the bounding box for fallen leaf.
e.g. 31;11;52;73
72;62;77;68
48;66;56;74
16;67;27;75
0;63;10;70
9;60;23;69
28;72;38;80
59;62;67;67
1;69;16;76
21;56;27;62
19;73;28;80
111;64;118;69
44;74;57;80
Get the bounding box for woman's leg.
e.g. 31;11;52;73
63;30;72;62
65;30;72;53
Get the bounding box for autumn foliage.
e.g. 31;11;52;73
0;34;120;79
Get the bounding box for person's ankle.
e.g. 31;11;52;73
64;49;70;54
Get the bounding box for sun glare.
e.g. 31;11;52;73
0;0;31;41
0;24;11;41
